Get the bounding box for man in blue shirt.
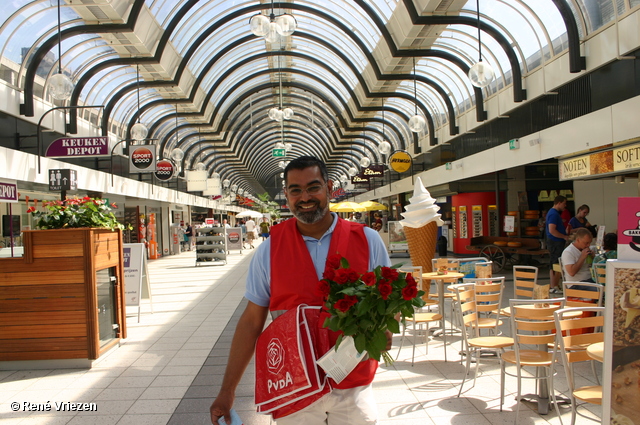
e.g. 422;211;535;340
546;195;569;293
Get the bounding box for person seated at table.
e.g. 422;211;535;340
560;227;596;292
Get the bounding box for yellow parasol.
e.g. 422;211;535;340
359;200;387;211
331;201;366;212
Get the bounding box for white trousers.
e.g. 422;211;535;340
276;385;377;425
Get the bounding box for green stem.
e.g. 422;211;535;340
381;351;395;367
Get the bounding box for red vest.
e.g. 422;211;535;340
270;216;377;389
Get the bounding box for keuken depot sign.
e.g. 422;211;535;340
45;136;110;158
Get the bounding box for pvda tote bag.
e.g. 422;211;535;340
254;305;332;418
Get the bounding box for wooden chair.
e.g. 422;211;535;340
396;266;442;365
500;265;538;318
462;276;506;336
500;298;566;423
553;307;604;425
452;283;513;396
592;262;606;286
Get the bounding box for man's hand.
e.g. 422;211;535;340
384;330;393;351
210;392;234;425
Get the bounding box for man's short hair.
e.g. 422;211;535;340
574;227;592;240
553;195;567;205
284;156;329;184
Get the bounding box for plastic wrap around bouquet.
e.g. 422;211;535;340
400;177;444;273
318;255;426;365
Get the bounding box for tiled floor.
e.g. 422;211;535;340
0;244;603;424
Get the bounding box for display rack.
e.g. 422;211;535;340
195;226;227;266
521;210;541;239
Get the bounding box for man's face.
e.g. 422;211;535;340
557;200;567;211
284;166;332;225
574;234;593;250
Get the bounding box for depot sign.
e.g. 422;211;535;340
45;136;109;158
129;146;156;173
154;159;175;181
0;179;18;203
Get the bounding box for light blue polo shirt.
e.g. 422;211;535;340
245;213;392;307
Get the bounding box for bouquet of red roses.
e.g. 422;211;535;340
317;254;425;365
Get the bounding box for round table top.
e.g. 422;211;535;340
422;271;465;281
586;341;604;362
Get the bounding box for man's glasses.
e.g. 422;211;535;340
286;183;325;197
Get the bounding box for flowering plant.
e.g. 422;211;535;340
317;254;425;365
26;196;124;231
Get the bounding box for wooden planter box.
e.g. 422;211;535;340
0;228;127;363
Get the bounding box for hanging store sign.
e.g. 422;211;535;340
362;165;384;178
351;173;370;184
186;170;207;191
203;177;222;196
389;151;412;173
0;179;18;202
48;169;77;191
45;136;110;158
129;146;157;173
154;159;175;181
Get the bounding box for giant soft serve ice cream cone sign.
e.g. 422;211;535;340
400;177;443;273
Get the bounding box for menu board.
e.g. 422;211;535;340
604;261;640;424
488;205;499;237
451;206;457;239
458;206;468;239
471;205;483;238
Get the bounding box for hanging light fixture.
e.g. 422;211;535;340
378;98;392;155
130;65;148;141
269;55;294;122
468;0;495;88
408;57;426;133
48;0;74;101
249;0;297;43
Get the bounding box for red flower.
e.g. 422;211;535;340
326;254;343;270
27;206;36;213
362;271;376;286
334;268;359;285
334;295;358;312
345;268;359;283
316;280;331;298
406;274;417;288
323;267;336;281
378;283;392;300
402;285;418;300
110;202;118;209
381;267;399;281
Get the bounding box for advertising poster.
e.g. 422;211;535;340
617;197;640;261
387;221;408;252
123;243;145;306
604;261;640;424
226;227;243;252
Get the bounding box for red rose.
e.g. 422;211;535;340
378;283;392;300
326;254;343;270
334;268;350;285
402;285;418;300
406;274;417;288
381;267;399;281
323;267;336;281
334;295;358;312
316;280;331;298
345;268;359;283
362;272;376;286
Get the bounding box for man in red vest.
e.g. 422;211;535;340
210;156;391;425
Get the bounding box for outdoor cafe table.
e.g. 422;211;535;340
586;341;604;362
421;271;464;362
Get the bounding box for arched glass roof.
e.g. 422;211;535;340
2;0;633;197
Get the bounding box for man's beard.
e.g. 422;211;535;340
291;201;329;224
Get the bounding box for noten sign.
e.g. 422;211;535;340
559;155;590;180
48;169;77;191
45;136;109;158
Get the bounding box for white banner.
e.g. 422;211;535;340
186;170;207;191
